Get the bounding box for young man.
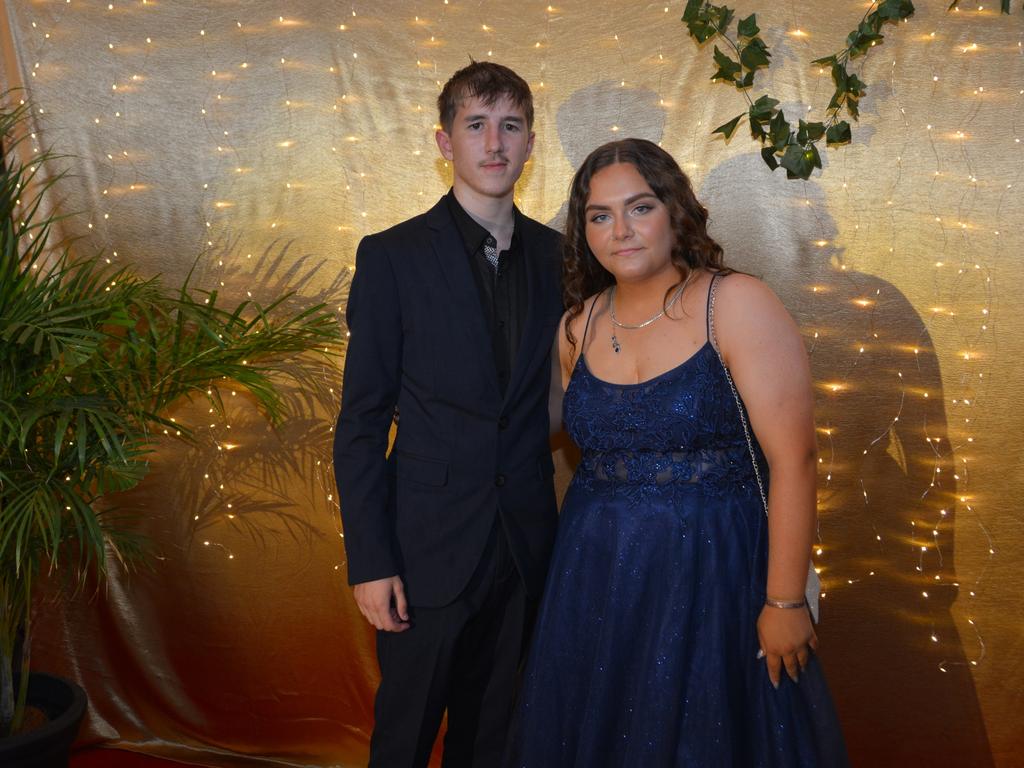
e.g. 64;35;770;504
333;62;563;768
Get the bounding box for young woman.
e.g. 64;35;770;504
507;139;848;766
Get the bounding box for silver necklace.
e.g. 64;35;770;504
609;282;686;354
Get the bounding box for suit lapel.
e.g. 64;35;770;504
426;200;501;400
502;220;546;406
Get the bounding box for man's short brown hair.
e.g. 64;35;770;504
437;61;534;133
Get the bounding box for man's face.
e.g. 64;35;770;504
435;94;534;201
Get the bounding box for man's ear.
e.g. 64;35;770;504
525;130;536;161
435;129;454;161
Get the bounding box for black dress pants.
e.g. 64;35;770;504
368;521;530;768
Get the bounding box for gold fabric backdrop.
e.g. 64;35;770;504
2;1;1022;766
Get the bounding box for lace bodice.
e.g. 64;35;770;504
564;336;762;500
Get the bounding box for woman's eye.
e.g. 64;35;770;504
589;214;609;223
633;204;652;215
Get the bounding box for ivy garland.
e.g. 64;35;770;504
683;0;1018;180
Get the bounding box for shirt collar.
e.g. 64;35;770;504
445;188;521;255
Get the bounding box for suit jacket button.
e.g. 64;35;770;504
495;474;506;487
498;416;509;430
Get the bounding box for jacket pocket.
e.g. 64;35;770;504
396;451;449;487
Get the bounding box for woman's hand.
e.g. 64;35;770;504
756;604;818;689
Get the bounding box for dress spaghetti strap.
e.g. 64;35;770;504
579;290;603;353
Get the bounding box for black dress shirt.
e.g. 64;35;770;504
446;190;527;397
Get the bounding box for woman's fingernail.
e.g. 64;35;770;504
772;679;780;690
756;648;766;659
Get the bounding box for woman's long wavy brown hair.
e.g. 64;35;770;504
563;138;728;349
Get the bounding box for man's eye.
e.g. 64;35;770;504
505;123;520;131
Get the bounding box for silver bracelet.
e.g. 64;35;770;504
765;597;806;609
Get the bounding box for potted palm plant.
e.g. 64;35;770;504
0;95;343;766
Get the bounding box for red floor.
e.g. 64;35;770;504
71;748;188;767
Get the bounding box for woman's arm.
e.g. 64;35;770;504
714;273;818;688
548;312;574;437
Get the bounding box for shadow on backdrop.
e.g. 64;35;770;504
548;81;666;234
699;152;993;767
549;82;667;490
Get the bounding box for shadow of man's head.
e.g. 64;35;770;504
556;81;667;169
547;82;667;233
697;151;841;292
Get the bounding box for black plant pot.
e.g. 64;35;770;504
0;673;87;768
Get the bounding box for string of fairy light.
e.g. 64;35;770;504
7;0;1020;678
917;7;1018;671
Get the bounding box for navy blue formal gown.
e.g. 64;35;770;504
507;275;848;767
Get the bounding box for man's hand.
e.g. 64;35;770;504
353;575;411;632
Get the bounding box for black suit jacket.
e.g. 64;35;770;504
333;197;563;607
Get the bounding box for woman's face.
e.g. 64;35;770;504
583;162;675;285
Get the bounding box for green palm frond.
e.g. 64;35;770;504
1;90;344;735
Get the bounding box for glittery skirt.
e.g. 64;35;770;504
505;474;849;767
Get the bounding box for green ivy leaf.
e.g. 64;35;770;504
769;110;791;150
780;143;812;179
847;28;883;57
846;95;860;119
847;74;867;97
808;142;823;170
713;113;745;140
857;20;878;37
740;39;771;69
749;116;766;140
737;13;760;37
682;0;704;22
712;46;742;81
697;23;719;43
683;2;720;44
831;62;848;93
811;55;837;66
760;146;779;170
738;71;756;89
713;6;735;33
826;120;852;145
749;94;779;121
877;0;916;20
798;120;826;144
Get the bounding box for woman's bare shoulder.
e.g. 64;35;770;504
714;271;787;319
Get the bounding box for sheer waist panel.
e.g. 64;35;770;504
577;446;757;487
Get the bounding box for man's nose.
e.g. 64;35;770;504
485;124;503;153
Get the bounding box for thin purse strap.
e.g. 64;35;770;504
707;274;769;517
707;273;820;622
